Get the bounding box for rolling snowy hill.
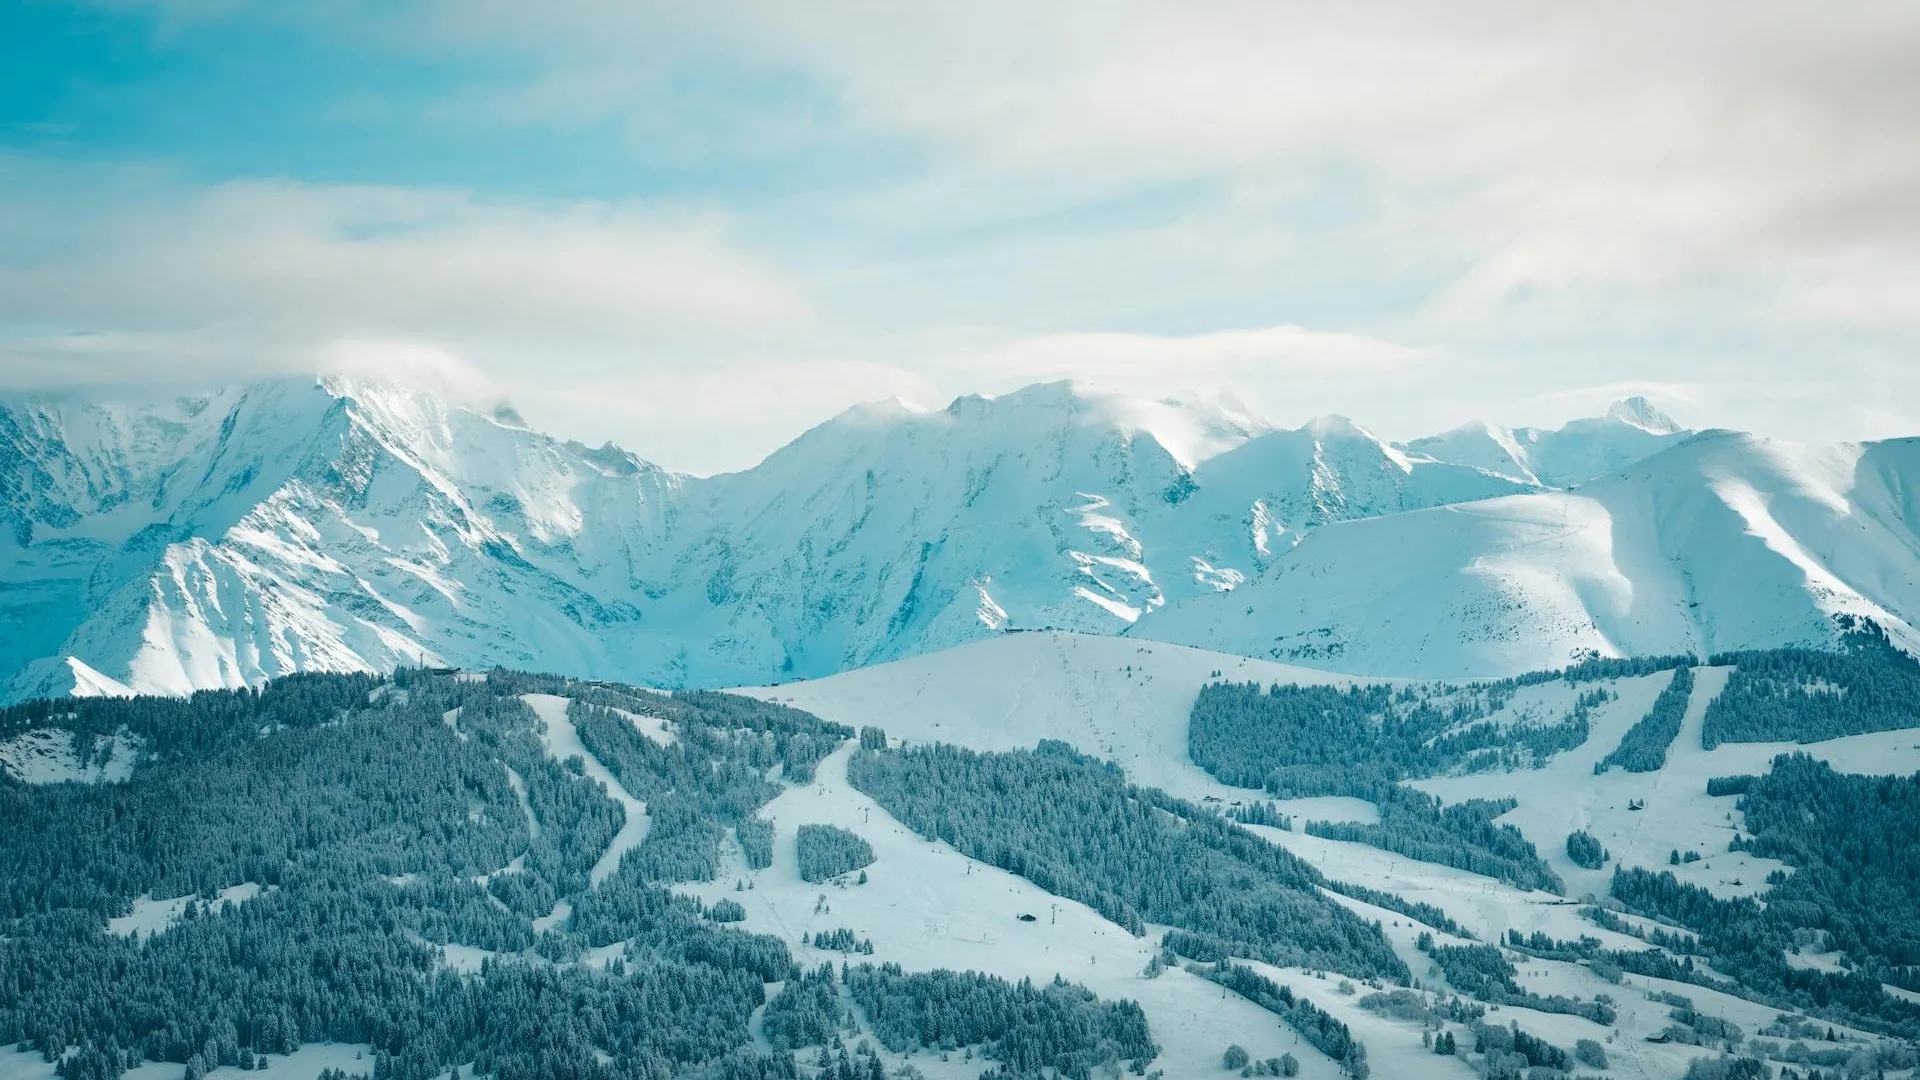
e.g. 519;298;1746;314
732;630;1920;1078
743;629;1920;924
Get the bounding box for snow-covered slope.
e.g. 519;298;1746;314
678;382;1248;671
1137;431;1920;678
1173;414;1531;574
742;630;1920;959
0;727;141;784
740;631;1385;810
1404;396;1690;487
682;388;1532;679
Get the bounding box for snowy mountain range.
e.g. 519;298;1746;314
1138;432;1920;676
3;376;1915;700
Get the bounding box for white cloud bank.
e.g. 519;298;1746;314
437;0;1920;321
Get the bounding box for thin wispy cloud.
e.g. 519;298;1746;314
0;173;804;343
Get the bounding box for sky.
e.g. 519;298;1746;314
2;1;1917;475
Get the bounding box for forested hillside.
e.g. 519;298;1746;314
1181;630;1920;1057
0;672;1155;1080
847;739;1407;979
1703;619;1920;748
8;626;1920;1080
1613;755;1920;1036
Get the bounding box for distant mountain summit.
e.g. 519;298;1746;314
1607;394;1683;435
1402;396;1692;487
2;379;1910;698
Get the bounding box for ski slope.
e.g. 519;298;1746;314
1416;664;1920;900
523;693;650;887
738;630;1381;822
9;660;1916;1079
738;630;1920;909
724;649;1920;1080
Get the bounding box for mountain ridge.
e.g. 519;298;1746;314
3;376;1908;700
1135;429;1920;677
1401;394;1691;487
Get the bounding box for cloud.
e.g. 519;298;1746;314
4;2;1914;469
486;324;1429;474
0;168;807;355
962;324;1426;388
509;355;940;475
425;1;1920;326
0;162;824;466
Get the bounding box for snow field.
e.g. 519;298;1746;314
603;703;675;747
105;883;266;940
0;1044;379;1080
1296;888;1891;1080
1416;665;1920;901
734;633;1920;1076
1256;825;1637;953
739;631;1382;822
1141;433;1920;680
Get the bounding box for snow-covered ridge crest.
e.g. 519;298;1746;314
1402;395;1693;487
808;379;1271;470
1608;394;1683;435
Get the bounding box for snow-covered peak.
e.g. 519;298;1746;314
1606;395;1683;435
1139;425;1920;677
1405;398;1693;488
1300;413;1366;439
943;380;1269;468
1093;388;1273;468
770;380;1267;476
830;395;929;428
562;440;659;478
0;377;344;531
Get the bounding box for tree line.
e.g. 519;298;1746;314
1703;618;1920;748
